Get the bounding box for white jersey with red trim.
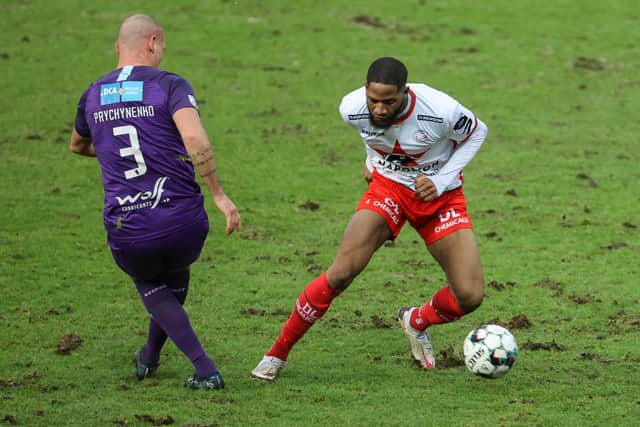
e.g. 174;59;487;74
339;83;483;193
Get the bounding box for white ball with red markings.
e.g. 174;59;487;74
463;324;518;378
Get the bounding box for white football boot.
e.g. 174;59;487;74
251;355;286;381
397;307;436;369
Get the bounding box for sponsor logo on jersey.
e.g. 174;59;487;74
348;113;372;120
373;140;429;167
414;130;430;143
360;128;385;138
417;114;444;123
376;158;439;175
188;94;198;109
115;176;169;212
100;81;144;106
453;115;474;135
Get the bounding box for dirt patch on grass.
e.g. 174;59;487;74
306;263;323;274
533;279;563;295
134;414;174;425
521;340;565;351
241;307;265;316
487;280;516;291
0;372;40;389
208;396;234;405
483;314;531;330
47;305;73;316
55;333;82;354
608;310;640;327
269;307;289;316
506;314;531;330
351;15;386;29
182;423;221;427
576;172;598;187
299;201;319;211
601;242;628;250
580;352;614;364
574;56;605;71
510;399;535;404
370;315;393;329
437;345;465;368
569;293;600;304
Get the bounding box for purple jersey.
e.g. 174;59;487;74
74;66;206;244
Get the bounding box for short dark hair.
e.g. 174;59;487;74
366;57;408;89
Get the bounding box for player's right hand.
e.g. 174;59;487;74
213;193;241;234
414;175;438;202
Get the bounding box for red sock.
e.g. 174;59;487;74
410;286;466;330
267;272;341;360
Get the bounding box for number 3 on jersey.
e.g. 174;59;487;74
113;125;147;179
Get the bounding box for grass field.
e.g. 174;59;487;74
1;0;639;425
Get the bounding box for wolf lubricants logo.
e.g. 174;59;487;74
115;177;169;212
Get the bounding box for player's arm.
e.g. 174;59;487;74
70;89;95;157
173;107;241;234
363;146;377;183
69;128;96;157
339;91;373;183
415;106;488;201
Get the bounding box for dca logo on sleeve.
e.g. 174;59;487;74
100;81;144;106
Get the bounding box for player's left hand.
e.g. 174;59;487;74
363;165;373;183
414;175;438;202
213;193;241;234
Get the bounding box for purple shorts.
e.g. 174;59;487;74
109;219;209;280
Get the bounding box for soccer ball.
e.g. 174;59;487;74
463;324;518;379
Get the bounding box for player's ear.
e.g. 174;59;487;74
148;34;156;53
115;39;120;54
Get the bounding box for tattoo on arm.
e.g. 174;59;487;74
194;155;213;167
192;146;213;158
201;168;217;178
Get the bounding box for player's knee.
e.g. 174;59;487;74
455;284;484;313
326;264;360;291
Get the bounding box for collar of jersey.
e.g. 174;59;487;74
392;88;416;126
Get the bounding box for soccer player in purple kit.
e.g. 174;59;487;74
69;14;241;390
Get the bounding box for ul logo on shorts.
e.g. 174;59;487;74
385;197;400;215
439;208;461;222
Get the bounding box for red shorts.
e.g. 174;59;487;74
356;172;473;245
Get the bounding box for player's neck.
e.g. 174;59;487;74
397;91;411;116
116;61;155;69
117;54;157;69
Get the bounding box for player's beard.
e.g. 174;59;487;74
368;105;401;128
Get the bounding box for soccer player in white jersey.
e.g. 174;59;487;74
252;57;488;380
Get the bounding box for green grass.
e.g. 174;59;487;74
1;0;639;425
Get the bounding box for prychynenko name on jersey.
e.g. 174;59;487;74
93;105;155;123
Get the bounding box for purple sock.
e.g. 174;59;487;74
136;279;218;378
141;270;190;364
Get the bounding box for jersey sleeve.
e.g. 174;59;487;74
338;92;361;129
446;102;478;143
74;89;91;137
168;75;199;115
